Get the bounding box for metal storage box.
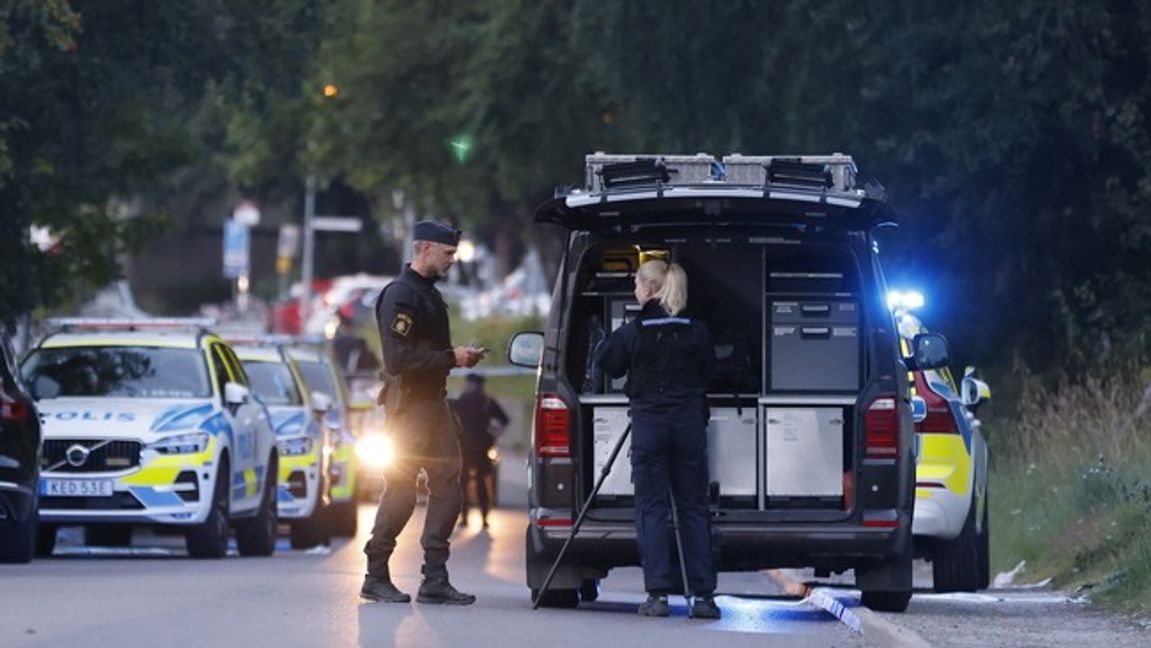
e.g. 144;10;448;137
721;154;858;192
764;407;844;497
585;153;718;192
770;299;859;392
706;407;757;498
591;405;759;499
592;406;633;496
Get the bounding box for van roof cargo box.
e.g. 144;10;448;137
583;152;859;194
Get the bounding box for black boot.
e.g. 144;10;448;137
690;594;721;619
417;566;476;605
637;593;669;617
360;575;411;603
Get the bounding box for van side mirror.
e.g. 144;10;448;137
509;331;544;368
905;332;949;372
224;382;250;407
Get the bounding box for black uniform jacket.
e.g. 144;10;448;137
375;265;456;402
596;301;714;401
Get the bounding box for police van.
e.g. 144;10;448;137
509;153;950;612
21;319;279;558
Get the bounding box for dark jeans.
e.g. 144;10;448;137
364;400;462;578
460;452;493;519
630;396;717;595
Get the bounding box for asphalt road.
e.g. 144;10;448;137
1;456;1146;648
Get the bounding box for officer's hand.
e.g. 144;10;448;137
453;346;485;368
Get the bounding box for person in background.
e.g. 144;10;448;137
596;258;721;620
451;373;509;529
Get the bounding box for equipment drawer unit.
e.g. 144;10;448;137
769;298;860;392
585;400;759;503
770;299;858;326
763;406;844;508
705;407;758;506
589;404;633;498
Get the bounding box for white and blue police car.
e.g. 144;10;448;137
20;319;279;558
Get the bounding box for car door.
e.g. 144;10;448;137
222;344;275;511
208;343;259;514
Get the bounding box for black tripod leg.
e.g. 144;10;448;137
667;482;693;614
532;422;632;609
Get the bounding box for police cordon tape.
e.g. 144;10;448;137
767;570;934;648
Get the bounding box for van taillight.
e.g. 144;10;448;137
913;374;958;434
535;393;570;457
864;395;899;458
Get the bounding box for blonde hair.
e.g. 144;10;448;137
637;259;688;316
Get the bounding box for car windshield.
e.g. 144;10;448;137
242;360;302;406
296;360;339;401
21;346;211;399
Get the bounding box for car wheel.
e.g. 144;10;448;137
327;499;358;538
932;498;980;593
236;454;278;557
860;589;912;613
290;498;331;549
532;587;580;609
35;523;58;557
84;524;133;547
187;461;230;559
0;508;37;563
975;487;991;590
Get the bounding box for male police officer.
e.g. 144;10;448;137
361;221;484;605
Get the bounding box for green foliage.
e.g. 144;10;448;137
990;362;1151;613
7;0;1151;372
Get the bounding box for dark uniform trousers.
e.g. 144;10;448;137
365;399;462;578
630;396;717;595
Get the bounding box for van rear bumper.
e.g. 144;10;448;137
529;515;910;572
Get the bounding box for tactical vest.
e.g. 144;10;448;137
625;316;707;399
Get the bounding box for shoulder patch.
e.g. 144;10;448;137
391;313;414;337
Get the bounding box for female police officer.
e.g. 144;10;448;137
596;258;721;619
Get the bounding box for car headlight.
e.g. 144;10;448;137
278;436;314;457
151;432;210;455
355;435;394;470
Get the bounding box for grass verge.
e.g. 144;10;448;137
989;365;1151;615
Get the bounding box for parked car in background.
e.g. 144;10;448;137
889;296;991;592
21;319;279;559
0;332;42;563
287;342;358;537
230;340;331;549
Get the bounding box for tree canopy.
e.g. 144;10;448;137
4;0;1151;373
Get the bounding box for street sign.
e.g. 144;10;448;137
277;224;301;258
312;216;363;232
233;201;261;227
222;220;250;279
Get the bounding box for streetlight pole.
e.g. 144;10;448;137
300;173;316;333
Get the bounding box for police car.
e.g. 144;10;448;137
889;292;991;592
230;340;330;548
287;343;358;537
20;319;279;559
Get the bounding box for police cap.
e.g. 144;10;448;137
413;220;462;247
